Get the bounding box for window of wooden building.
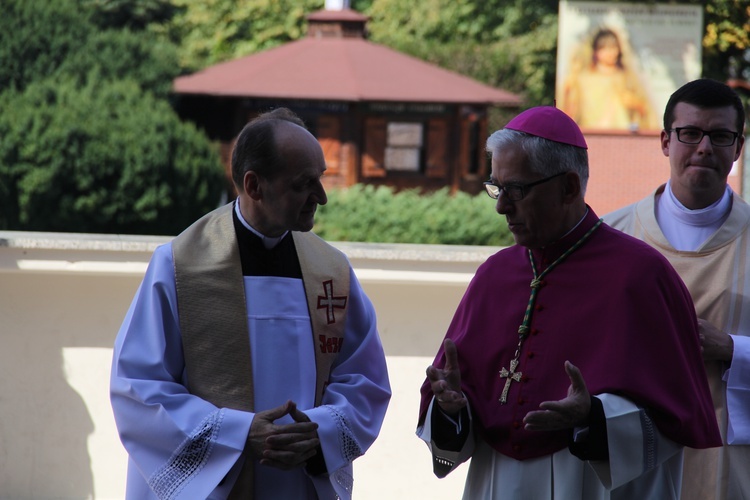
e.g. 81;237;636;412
362;116;450;180
384;122;422;172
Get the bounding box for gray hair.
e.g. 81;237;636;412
486;129;589;196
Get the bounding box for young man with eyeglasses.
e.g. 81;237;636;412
417;105;720;499
605;78;749;500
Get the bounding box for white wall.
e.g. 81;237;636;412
0;231;498;499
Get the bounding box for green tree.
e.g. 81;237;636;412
84;0;182;30
0;0;181;97
0;0;91;92
58;28;182;98
0;75;225;235
0;0;225;234
364;0;557;106
701;0;750;82
164;0;325;71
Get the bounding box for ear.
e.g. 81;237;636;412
244;171;263;201
660;129;671;158
734;135;745;162
562;171;581;203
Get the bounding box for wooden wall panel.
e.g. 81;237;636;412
318;115;342;175
426;118;449;178
362;117;387;178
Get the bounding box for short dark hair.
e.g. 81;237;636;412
663;79;745;134
230;107;307;187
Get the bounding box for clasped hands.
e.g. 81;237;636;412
248;400;320;470
426;338;591;431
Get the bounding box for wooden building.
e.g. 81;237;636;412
173;7;521;196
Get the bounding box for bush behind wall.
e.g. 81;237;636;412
314;185;513;247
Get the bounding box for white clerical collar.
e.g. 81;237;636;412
656;182;732;251
663;181;732;227
539;208;589;250
234;199;288;250
560;208;589;239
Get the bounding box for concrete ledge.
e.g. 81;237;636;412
0;230;500;283
0;230;169;252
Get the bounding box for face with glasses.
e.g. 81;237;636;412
662;102;744;209
488;144;581;249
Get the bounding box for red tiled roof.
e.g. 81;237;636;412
173;36;521;105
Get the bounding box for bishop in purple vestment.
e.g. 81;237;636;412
416;106;720;500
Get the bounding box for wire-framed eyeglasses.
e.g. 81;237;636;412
668;127;739;147
483;172;566;201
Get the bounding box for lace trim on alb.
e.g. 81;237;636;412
148;409;224;499
331;466;354;497
326;405;363;464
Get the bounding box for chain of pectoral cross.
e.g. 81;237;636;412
498;218;603;405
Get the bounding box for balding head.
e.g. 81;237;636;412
231;108;309;188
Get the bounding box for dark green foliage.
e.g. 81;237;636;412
165;0;326;72
0;76;224;235
0;0;223;235
701;0;750;82
365;0;560;108
58;29;182;98
84;0;182;31
0;0;181;98
314;185;513;246
0;0;92;92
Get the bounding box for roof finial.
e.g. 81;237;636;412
325;0;349;10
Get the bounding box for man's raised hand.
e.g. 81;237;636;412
523;361;591;432
426;338;467;415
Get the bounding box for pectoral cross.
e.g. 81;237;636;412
499;359;522;404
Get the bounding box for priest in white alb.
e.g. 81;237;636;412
111;108;391;499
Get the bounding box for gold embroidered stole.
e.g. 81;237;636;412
171;203;350;498
291;230;351;406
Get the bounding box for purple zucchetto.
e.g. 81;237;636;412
505;106;588;149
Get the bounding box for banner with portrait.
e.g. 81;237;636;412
556;1;703;132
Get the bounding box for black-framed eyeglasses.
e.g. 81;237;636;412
668;127;739;147
483;172;566;201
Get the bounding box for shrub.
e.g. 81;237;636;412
0;75;225;235
314;185;513;246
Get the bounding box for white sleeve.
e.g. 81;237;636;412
726;334;750;444
303;267;391;498
110;243;253;499
587;394;682;490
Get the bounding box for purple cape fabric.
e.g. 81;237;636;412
419;208;721;461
